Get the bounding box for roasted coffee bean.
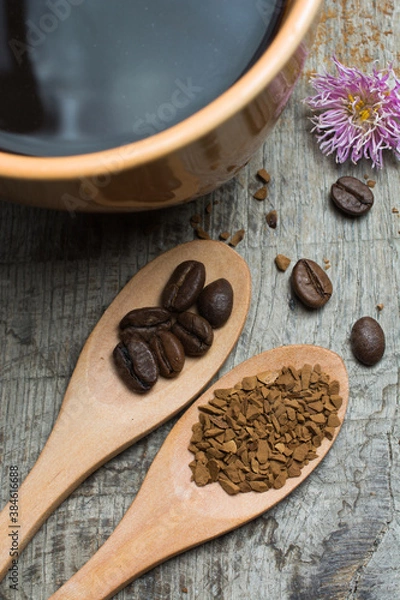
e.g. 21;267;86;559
291;259;332;308
171;311;214;356
350;317;385;366
161;260;206;312
150;331;185;378
119;307;172;341
197;278;234;328
331;176;374;216
113;333;158;393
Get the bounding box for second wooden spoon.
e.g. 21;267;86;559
49;344;348;600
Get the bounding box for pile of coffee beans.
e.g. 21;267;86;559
113;260;234;393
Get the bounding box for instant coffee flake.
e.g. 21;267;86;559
189;364;342;495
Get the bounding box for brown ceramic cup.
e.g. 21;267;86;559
0;0;322;212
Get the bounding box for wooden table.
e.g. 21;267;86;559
1;1;399;598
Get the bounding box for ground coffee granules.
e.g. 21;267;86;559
189;364;342;495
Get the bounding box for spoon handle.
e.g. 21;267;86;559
0;416;85;578
0;391;131;581
48;488;199;600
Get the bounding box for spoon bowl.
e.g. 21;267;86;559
49;344;348;600
0;240;251;580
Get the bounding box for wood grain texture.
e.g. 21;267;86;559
1;1;399;598
47;346;348;600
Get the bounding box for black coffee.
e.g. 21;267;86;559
0;0;285;157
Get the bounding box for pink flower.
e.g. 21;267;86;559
304;57;400;168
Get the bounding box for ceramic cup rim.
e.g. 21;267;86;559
0;0;322;180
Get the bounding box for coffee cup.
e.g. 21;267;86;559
0;0;322;212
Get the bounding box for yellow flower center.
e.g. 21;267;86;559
347;94;379;125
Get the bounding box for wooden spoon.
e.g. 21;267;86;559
0;240;251;580
48;344;348;600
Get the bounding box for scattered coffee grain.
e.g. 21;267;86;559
253;187;268;201
229;229;245;247
190;214;201;228
275;254;291;272
195;226;211;240
266;210;277;229
257;169;271;184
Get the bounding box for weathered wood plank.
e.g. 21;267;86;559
1;0;399;598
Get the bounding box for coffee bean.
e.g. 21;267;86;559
331;176;374;216
291;259;333;308
350;317;385;366
171;311;214;356
161;260;206;312
113;333;158;393
119;307;172;341
150;331;185;378
197;278;234;328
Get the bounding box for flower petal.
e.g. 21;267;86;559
303;57;400;168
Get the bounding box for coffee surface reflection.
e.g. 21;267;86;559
0;0;285;157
